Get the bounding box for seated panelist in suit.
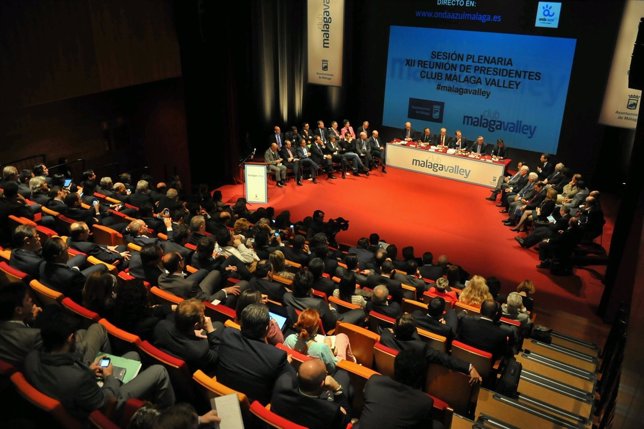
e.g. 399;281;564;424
294;140;319;185
354;132;373;170
264;143;287;187
311;135;336;179
448;129;469;150
402;121;415;141
418;127;434;145
491;138;507;158
436;127;449;147
327;120;342;141
357;120;370;136
369;130;387;173
280;140;300;184
469;136;491;155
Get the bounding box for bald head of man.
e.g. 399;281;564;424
298;358;327;394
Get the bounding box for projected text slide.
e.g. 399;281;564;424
382;26;576;154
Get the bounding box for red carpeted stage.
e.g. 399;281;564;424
216;166;614;334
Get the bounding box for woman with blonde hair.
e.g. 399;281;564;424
458;275;493;307
269;250;294;280
284;309;356;372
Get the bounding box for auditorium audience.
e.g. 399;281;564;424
214;304;294;404
24;306;175;419
235;289;284;345
458;275;493;307
271;358;351;429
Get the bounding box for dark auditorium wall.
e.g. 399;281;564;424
0;0;190;187
0;79;190;189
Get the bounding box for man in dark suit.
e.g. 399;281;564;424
365;285;402;319
153;299;220;371
294;139;320;185
310;135;336;179
39;236;106;303
457;300;513;362
0;182;35;246
393;260;428;295
24;306;175;420
158;252;240;305
379;314;481;383
348;237;375;269
536;153;554;180
448;130;469;150
313;120;329;146
281;234;310;266
401;121;416;140
436;127;449;147
271;358;351;429
283;271;365;332
517;205;571;248
359;350;442;429
214;304;294;404
369;130;386;172
354;132;373;170
418;252;444;281
125;219;191;259
127;243;164;284
413;297;458;342
269;125;285;148
248;260;285;303
419;127;435;144
357;120;370;136
279;140;300;184
366;260;403;302
68;221;129;266
308;257;336;296
469;136;491;155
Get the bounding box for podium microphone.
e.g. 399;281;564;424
251;147;256;159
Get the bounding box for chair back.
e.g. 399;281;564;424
11;371;83;429
88;409;119;429
454;301;481;315
61;297;100;323
192;369;250;410
329;295;361;313
373;342;398;377
204;302;237;324
334;322;380;368
417;328;448;353
275;343;312;370
401;283;418;300
29;279;63;307
367;310;396;333
425;363;479;418
149;286;184;306
402;298;428;315
92;224;124;247
249;400;307;429
0;260;29;282
451;340;494;379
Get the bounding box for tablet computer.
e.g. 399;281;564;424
269;312;287;331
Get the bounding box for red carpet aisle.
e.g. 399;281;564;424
217;167;614;332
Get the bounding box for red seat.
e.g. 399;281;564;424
61;297;100;322
249;401;308;429
451;340;494;380
11;371;83;429
0;260;29;282
275;343;313;369
204;301;237;323
367;310;396;333
373;342;398;377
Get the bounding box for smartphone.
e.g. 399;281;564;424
99;357;111;368
162;208;170;216
274;231;280;237
63;178;72;188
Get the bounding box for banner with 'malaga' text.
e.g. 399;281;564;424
599;0;643;129
307;0;344;86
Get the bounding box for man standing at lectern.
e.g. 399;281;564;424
265;143;287;187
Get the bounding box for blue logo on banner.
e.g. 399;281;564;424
408;98;445;123
626;95;639;110
535;2;561;28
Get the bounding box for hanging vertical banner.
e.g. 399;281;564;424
307;0;344;86
599;0;643;128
